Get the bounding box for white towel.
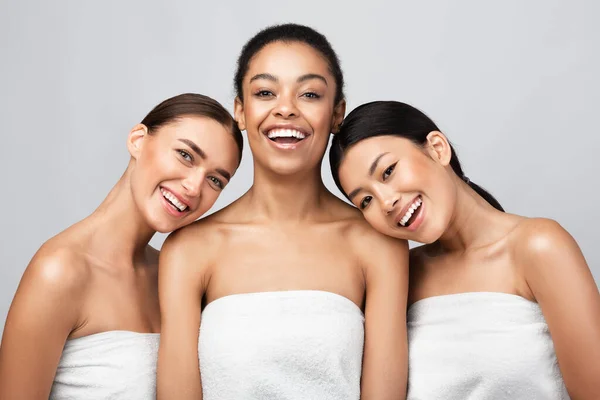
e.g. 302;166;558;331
198;290;365;400
50;330;160;400
407;292;569;400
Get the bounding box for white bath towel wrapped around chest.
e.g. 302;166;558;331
198;290;365;400
50;330;159;400
407;292;569;400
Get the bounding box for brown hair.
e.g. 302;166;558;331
141;93;243;163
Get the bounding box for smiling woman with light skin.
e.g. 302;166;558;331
0;93;243;400
330;100;600;400
157;25;409;400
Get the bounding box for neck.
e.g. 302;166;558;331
437;177;505;252
245;161;332;222
84;165;156;266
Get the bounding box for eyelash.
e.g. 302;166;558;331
358;162;397;210
383;162;397;180
208;176;224;189
178;149;193;162
302;92;321;99
360;196;372;210
253;90;321;99
254;90;274;98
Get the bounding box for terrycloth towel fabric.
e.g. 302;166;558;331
50;330;160;399
199;290;365;400
407;292;570;400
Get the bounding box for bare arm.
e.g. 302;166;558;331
518;219;600;399
0;248;85;399
157;227;213;400
356;226;410;400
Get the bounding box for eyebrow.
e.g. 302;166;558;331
348;188;362;201
249;73;328;86
177;139;232;181
178;139;206;159
249;73;277;84
216;168;231;182
347;152;390;201
369;152;389;176
297;73;328;85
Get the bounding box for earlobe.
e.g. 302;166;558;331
127;124;148;159
426;131;452;166
331;99;346;134
234;97;246;131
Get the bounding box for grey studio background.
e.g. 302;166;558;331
1;0;598;338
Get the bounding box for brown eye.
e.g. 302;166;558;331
302;92;321;99
383;162;397;180
360;196;372;210
255;90;274;98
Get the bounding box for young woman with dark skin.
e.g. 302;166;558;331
157;26;409;400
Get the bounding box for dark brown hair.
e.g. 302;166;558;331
141;93;243;163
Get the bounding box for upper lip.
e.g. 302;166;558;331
393;195;421;226
262;123;311;138
160;186;192;210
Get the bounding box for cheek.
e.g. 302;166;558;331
363;210;391;235
244;101;269;123
307;105;334;131
199;187;221;213
397;159;430;188
139;146;169;175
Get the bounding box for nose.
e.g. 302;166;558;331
273;92;298;119
384;197;399;215
181;170;204;199
374;185;400;215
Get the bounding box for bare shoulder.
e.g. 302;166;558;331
341;209;409;270
4;237;90;338
510;217;579;263
507;217;591;295
159;211;235;294
162;211;231;257
21;238;91;300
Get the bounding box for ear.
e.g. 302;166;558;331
425;131;452;166
127;124;148;160
234;97;246;131
331;99;346;134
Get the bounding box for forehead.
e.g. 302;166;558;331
339;135;415;182
159;117;239;165
246;41;332;80
342;135;396;167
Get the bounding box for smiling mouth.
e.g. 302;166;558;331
160;188;188;212
398;196;423;228
266;128;307;145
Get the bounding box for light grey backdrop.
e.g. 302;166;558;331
1;0;598;337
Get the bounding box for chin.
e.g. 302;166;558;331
266;159;315;176
414;227;445;245
145;213;179;234
150;221;176;234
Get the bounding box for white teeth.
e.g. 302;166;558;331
160;188;187;212
267;129;306;140
399;197;423;227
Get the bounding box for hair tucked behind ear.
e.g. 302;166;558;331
329;101;504;212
